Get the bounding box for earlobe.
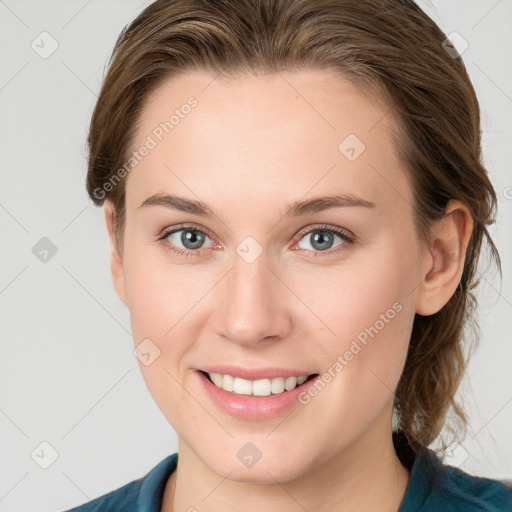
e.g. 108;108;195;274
415;200;473;316
103;201;128;306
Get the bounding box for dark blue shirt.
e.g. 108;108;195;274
63;448;512;511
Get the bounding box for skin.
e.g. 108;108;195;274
103;69;473;512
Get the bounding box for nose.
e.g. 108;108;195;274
212;252;292;347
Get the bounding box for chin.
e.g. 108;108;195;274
201;449;310;484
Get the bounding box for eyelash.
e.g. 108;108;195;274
156;223;355;259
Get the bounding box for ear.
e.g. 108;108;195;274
103;200;128;306
415;199;474;316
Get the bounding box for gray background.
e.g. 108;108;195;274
0;1;511;510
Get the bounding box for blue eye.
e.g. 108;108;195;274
158;226;214;257
157;224;354;258
294;225;354;256
168;228;210;250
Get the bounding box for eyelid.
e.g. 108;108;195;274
157;222;216;243
294;223;354;243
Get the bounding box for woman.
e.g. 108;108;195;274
65;0;512;510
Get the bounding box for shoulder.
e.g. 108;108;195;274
63;480;140;512
61;453;178;512
436;460;512;511
400;448;512;511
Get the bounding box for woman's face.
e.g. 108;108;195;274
110;69;431;481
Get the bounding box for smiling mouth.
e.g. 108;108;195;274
200;370;319;396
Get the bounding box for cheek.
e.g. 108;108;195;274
296;245;415;383
122;247;214;402
123;243;201;339
122;248;204;424
296;268;414;435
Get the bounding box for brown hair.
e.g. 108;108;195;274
86;0;501;457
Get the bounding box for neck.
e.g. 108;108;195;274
162;423;411;512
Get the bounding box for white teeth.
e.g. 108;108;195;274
252;379;272;397
223;374;234;392
284;376;297;390
233;377;252;395
210;373;224;387
207;372;312;396
271;377;285;394
297;375;308;385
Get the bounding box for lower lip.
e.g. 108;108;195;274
196;370;320;421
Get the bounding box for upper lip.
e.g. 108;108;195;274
199;365;317;381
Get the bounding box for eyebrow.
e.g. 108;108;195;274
138;193;376;218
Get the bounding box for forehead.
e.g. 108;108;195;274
126;68;412;219
139;68;393;141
